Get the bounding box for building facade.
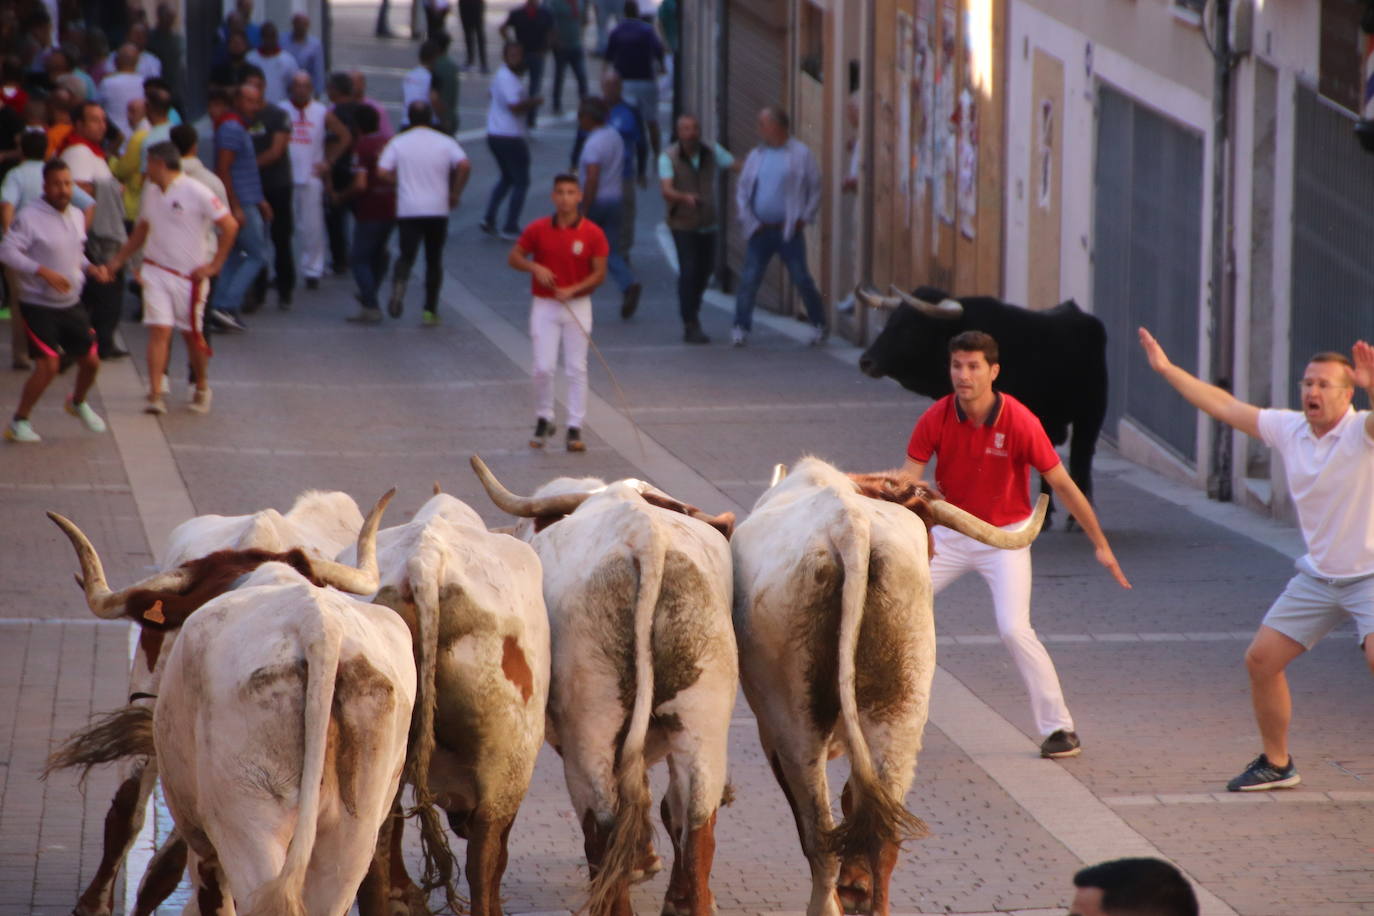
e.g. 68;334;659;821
681;0;1374;518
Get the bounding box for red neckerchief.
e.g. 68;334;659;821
60;131;104;159
212;110;244;128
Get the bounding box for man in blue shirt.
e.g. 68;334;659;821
731;106;826;347
208;86;273;330
602;72;645;264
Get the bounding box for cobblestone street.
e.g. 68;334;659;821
1;3;1372;914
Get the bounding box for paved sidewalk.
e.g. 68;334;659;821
0;3;1371;914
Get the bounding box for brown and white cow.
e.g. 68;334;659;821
345;488;551;916
472;456;737;916
46;494;410;915
44;490;381;916
732;458;1046;916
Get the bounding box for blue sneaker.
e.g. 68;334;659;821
1227;753;1300;792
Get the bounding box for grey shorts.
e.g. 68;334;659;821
1262;569;1374;649
622;78;659;126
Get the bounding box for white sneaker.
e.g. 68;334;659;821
4;418;40;442
808;324;829;347
160;375;171;394
188;387;212;415
65;398;108;433
144;396;167;415
731;326;747;347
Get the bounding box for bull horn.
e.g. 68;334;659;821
46;512;192;619
889;284;963;319
433;481;442;495
690;509;735;540
308;487;395;594
853;284;899;311
769;463;788;487
926;494;1048;550
469;455;592;518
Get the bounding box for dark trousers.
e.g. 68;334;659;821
254;183;295;301
81;269;123;356
424;2;448;38
395;216;448;313
326;197;350;273
351;219;394;309
551;46;588;114
459;0;487;70
671;229;715;327
484;135;530;233
525;51;546;126
375;0;392;34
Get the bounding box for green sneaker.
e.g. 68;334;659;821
5;418;40;442
66;398;108;433
0;306;11;321
421;310;441;327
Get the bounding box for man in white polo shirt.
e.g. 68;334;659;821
378;100;471;325
1140;328;1374;792
106;142;238;416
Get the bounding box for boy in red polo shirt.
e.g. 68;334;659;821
901;330;1130;759
507;173;609;452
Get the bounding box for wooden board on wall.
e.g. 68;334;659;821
974;0;1007;298
1027;47;1063;310
872;0;898;292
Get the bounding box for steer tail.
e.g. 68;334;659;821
248;604;344;916
587;520;665;916
407;541;463;911
43;704;156;783
825;509;928;861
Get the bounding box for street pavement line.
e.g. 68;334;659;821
442;268;1239;916
441;270;743;514
92;344;196;915
929;667;1238;916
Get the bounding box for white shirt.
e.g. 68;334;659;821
60;143;115;184
99;72;146;142
402;65;433;115
246;48;300;105
139;173;230;275
486;65;527;138
104;50;162;79
1259;407;1374;578
282;99;328;185
378;127;468;219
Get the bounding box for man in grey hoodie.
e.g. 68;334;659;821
731;106;827;348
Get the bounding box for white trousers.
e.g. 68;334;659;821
293;177;325;280
530;296;592;429
930;525;1074;737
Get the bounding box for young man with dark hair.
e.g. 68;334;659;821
480;41;538;240
1141;330;1374;791
1071;858;1198;916
900;330;1130;758
340;103;395;324
507;173;608;452
376;99;470;324
1;159;112;443
207;83;273;330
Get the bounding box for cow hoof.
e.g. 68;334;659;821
836;885;871;915
661;899;715;916
629;853;664;884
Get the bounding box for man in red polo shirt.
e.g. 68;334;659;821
507;172;609;452
901;330;1131;759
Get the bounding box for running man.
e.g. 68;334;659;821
506;172;608;453
0;159;111;443
105;142;238;415
899;330;1130;758
1140;328;1374;791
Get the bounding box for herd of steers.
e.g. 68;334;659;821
42;451;1049;916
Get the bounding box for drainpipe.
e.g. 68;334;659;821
1206;0;1235;501
714;0;732;292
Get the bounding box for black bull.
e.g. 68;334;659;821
858;286;1108;524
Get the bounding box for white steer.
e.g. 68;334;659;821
732;458;1046;916
347;488;551;916
472;456;738;916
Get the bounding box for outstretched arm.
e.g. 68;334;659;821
1353;341;1374;440
1138;327;1261;439
1042;464;1131;589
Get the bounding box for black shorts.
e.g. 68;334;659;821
20;302;95;360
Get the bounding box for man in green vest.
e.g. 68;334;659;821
658;113;739;344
